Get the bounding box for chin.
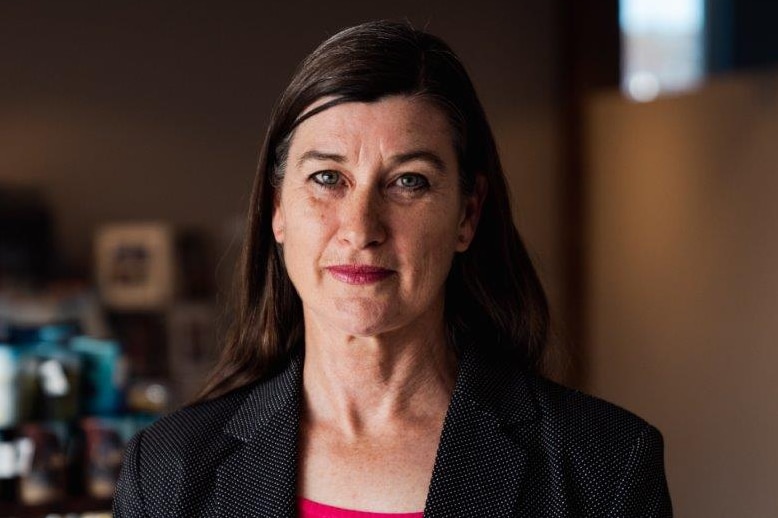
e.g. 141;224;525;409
327;298;404;336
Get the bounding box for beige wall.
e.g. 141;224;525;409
0;1;563;313
585;70;778;516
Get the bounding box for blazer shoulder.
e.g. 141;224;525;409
114;383;257;516
140;382;255;456
126;354;303;488
524;376;672;515
528;375;662;454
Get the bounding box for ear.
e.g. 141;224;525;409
271;190;285;244
456;174;487;252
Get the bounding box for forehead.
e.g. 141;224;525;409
287;96;455;158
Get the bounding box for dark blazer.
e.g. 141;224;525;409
113;345;672;517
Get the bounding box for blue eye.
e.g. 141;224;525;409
311;171;341;187
395;174;429;190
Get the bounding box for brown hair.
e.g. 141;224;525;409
196;20;549;402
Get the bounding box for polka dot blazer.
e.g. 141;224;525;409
113;344;672;517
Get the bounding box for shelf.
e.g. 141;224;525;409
0;496;111;517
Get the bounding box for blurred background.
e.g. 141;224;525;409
1;0;777;516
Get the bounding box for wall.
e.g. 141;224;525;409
585;70;778;516
0;1;563;314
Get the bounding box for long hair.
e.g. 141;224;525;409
196;20;549;402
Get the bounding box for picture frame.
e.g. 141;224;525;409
95;223;175;310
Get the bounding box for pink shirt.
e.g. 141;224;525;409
298;498;424;518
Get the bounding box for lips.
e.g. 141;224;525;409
325;265;395;285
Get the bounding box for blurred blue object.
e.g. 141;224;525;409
0;345;22;428
70;336;126;416
7;322;80;346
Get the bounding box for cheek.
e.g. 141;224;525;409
283;195;328;234
401;216;460;281
281;199;333;263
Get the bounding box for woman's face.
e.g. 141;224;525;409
272;96;481;338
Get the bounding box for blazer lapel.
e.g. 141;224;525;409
216;353;303;518
423;346;540;517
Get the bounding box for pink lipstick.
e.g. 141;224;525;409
326;265;394;285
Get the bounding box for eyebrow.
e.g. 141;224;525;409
296;149;447;173
296;150;346;169
389;151;446;173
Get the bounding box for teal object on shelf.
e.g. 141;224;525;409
0;344;22;428
70;336;126;416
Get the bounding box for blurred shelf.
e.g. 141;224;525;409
0;496;111;517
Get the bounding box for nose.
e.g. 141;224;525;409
337;186;387;249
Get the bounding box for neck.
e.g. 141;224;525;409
301;315;457;438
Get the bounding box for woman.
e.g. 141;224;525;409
114;21;672;517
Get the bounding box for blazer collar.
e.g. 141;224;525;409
222;352;303;442
451;343;540;427
215;344;540;517
216;352;303;517
423;344;540;517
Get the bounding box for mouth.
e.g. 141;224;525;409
325;265;395;285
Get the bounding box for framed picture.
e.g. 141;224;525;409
95;223;175;310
